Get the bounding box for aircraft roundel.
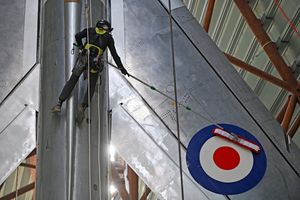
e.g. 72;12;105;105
186;124;267;195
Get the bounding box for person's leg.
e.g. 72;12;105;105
51;55;86;112
58;74;80;103
77;67;99;123
81;70;99;108
51;74;80;113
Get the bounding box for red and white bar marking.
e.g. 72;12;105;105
212;128;261;153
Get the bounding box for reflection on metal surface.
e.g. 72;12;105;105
64;2;81;200
110;68;225;200
0;64;39;185
38;0;109;199
0;0;39;197
0;0;39;103
159;0;184;10
110;0;300;199
0;66;39;133
37;0;68;198
0;108;36;185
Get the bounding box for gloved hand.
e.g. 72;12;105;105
120;67;128;76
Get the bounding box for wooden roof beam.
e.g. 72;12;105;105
225;53;293;92
127;166;138;200
203;0;215;32
0;182;35;200
233;0;300;102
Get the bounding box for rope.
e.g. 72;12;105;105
167;1;185;199
262;40;272;49
106;61;239;138
15;167;19;200
97;72;102;196
84;0;92;199
273;0;300;38
119;103;212;200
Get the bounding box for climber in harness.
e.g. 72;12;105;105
51;19;128;122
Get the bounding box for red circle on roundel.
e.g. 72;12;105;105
213;146;240;170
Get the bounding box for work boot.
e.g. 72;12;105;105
76;105;86;125
51;104;61;113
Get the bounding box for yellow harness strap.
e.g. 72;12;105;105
84;28;107;56
84;43;103;56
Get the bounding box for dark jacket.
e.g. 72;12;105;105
75;27;124;69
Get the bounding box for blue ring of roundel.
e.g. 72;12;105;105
186;123;267;195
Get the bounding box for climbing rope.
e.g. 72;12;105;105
167;0;185;199
84;0;92;199
106;61;239;139
15;167;19;200
119;103;212;200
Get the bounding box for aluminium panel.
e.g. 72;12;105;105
110;0;300;199
0;108;36;185
0;0;38;103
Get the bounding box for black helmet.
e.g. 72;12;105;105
96;19;113;32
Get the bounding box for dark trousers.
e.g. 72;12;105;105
58;54;101;108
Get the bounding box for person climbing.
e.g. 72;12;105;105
51;19;128;122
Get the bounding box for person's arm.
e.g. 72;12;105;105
108;36;128;75
75;28;88;48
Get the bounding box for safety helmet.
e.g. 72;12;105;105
96;19;113;32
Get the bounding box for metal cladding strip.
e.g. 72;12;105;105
0;0;25;102
109;71;225;199
89;1;110;199
0;0;39;186
72;1;109;200
110;0;300;199
0;108;36;186
0;0;39;105
64;1;81;200
0;66;38;185
37;0;68;199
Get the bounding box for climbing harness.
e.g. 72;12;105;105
84;43;103;56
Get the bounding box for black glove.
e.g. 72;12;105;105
120;67;128;76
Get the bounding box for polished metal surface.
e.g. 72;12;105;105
160;0;184;10
184;0;300;148
72;1;109;199
110;0;300;199
64;2;81;200
171;5;300;172
0;0;25;103
0;0;39;192
0;108;36;185
0;66;39;185
0;0;38;103
37;0;68;199
110;70;225;200
38;0;109;199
